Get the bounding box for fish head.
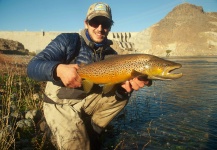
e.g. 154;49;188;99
139;58;183;80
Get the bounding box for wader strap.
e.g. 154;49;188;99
43;94;57;104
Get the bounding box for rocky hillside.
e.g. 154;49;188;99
130;3;217;56
0;38;30;55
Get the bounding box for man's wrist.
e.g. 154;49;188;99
53;64;61;81
115;86;131;100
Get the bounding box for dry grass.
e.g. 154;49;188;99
0;54;52;149
0;53;31;75
0;53;9;63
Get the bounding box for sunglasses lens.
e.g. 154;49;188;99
89;20;99;28
89;19;111;29
102;22;111;29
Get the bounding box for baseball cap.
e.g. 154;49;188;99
86;2;113;21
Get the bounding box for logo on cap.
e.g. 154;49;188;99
94;3;107;11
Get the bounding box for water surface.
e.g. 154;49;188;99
103;56;217;150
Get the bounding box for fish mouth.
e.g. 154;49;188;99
163;64;183;79
153;63;182;80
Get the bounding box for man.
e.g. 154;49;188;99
27;2;151;150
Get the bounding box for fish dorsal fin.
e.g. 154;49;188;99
131;70;144;78
103;83;115;94
82;80;94;93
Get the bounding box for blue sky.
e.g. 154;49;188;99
0;0;216;32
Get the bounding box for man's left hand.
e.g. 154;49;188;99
121;77;152;93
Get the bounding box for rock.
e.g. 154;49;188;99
131;3;217;56
32;93;40;100
10;111;20;118
0;38;29;55
16;119;33;128
0;38;25;51
25;109;38;119
39;120;47;132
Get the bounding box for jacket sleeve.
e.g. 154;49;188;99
27;33;80;82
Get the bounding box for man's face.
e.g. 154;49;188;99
85;16;112;43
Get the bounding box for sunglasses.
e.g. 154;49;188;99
88;18;112;29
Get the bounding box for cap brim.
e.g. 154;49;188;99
87;12;112;21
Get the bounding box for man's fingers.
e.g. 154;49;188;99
65;77;82;88
122;81;131;93
129;77;152;91
137;76;152;87
73;64;79;70
130;79;140;91
57;64;82;88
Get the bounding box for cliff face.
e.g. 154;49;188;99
0;38;25;51
131;3;217;56
0;38;30;55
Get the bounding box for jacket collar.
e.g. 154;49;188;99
80;29;112;50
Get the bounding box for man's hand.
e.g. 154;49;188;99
121;77;151;93
56;64;82;88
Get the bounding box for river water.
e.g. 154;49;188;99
102;56;217;150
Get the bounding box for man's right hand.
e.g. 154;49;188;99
56;64;82;88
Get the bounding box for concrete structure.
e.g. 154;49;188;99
0;31;138;53
108;32;137;51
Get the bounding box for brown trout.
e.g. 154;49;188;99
77;54;182;94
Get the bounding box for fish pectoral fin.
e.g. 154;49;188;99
131;70;147;78
82;80;94;93
103;83;115;94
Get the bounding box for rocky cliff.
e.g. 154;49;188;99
0;38;29;55
0;38;24;50
130;3;217;56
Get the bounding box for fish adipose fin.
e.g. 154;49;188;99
82;80;94;93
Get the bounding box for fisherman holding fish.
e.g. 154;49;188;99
27;2;152;150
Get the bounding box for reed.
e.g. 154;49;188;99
0;55;51;149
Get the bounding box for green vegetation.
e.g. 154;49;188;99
0;63;53;149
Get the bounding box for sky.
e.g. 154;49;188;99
0;0;217;32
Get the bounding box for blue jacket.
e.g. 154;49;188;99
27;30;117;84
